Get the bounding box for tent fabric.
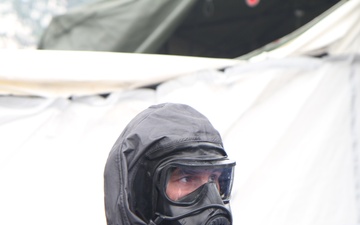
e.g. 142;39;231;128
0;50;239;97
38;0;198;53
0;53;359;225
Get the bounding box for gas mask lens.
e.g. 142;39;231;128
165;164;234;202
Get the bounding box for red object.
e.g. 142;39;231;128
246;0;260;7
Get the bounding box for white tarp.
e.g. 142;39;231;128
0;50;239;96
0;53;359;225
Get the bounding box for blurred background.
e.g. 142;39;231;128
0;0;95;49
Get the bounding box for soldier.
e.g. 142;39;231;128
104;103;235;225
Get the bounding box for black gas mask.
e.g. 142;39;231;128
149;158;235;225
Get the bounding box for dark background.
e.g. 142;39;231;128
158;0;341;58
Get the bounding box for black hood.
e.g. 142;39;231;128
104;103;226;225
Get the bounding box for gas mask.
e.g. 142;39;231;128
149;158;235;225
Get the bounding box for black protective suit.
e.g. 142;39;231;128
104;103;235;225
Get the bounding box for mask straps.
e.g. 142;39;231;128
147;204;231;225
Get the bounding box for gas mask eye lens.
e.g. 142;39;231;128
164;164;234;202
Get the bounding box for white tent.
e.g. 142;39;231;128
0;0;359;225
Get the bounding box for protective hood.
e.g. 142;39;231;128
104;103;227;225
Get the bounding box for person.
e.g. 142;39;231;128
104;103;236;225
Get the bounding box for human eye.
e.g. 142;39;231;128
209;174;216;181
211;171;222;181
178;175;195;184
